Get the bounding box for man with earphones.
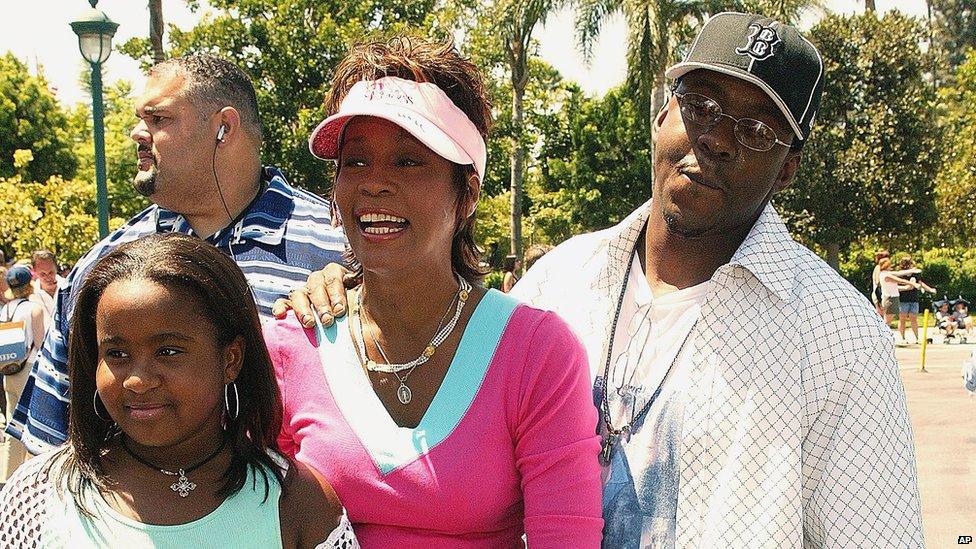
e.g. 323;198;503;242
6;54;346;455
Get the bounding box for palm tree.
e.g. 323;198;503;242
497;0;568;260
576;0;824;154
746;0;825;21
575;0;823;147
575;0;729;150
149;0;165;63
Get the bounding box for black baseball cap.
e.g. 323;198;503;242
666;12;825;143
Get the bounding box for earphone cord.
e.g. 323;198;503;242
213;134;237;260
212;137;234;226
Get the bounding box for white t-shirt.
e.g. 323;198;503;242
0;298;39;365
599;254;708;549
30;278;62;330
878;271;901;297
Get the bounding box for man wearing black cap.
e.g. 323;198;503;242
283;12;923;547
515;13;922;547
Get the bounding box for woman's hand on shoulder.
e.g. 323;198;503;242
279;461;344;548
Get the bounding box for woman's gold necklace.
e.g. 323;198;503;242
353;275;471;405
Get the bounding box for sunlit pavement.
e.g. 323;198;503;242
894;332;976;547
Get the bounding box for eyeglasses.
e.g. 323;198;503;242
671;89;792;152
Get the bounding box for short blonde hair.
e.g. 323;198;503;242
9;279;33;300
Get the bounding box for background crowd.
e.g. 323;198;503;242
0;249;67;481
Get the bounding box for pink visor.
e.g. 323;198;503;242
308;76;487;179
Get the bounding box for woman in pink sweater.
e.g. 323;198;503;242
265;36;602;547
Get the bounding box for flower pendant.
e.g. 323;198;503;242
170;469;197;497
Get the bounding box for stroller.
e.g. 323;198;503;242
932;296;973;344
934;297;968;344
951;296;973;337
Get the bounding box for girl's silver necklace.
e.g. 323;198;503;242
120;439;226;498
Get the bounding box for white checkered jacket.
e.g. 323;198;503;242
512;200;924;548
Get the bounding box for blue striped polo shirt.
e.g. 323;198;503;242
5;167;346;454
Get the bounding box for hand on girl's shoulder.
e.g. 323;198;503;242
279;460;344;548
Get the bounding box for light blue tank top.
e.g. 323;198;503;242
47;463;283;548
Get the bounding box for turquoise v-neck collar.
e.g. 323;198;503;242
315;289;519;475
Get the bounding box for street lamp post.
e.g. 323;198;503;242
71;0;118;238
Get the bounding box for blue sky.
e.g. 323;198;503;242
6;0;928;107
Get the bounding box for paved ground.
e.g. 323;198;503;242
894;333;976;547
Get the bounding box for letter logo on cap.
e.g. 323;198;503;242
366;80;415;105
736;22;781;62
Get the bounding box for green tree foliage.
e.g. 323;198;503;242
0;69;144;264
475;191;515;256
468;55;581;253
739;0;824;22
0;53;77;182
928;0;975;85
120;0;441;195
533;85;651;242
933;48;976;246
777;12;941;268
68;78;150;221
493;0;568;260
0;172;127;265
917;247;976;304
453;7;506;200
456;0;568;259
463;12;578;254
473;78;651;249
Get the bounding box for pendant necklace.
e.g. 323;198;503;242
598;243;694;466
121;439;226;498
354;275;471;405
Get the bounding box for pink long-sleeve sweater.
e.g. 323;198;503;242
265;289;603;548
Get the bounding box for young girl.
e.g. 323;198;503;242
0;234;357;548
871;250;889;317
